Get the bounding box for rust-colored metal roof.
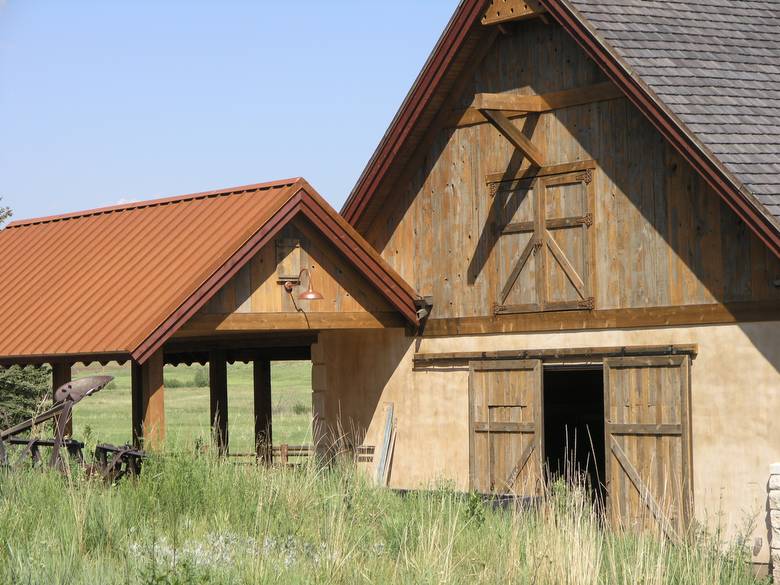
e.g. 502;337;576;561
0;178;420;364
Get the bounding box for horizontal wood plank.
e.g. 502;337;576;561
487;160;596;186
607;423;682;436
176;311;406;336
470;359;540;371
423;301;780;337
473;93;545;112
502;216;593;235
495;299;591;314
474;82;621;112
473;421;536;433
453;83;623;127
606;355;686;368
415;344;699;366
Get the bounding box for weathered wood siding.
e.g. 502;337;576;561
198;217;395;317
364;20;780;321
603;355;691;536
469;359;543;494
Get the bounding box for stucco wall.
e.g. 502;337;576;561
317;320;780;562
314;329;470;487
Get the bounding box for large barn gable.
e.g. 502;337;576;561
342;0;780;258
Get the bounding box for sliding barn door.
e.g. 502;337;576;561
469;360;543;495
604;355;692;537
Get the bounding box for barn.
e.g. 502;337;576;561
0;0;778;572
330;0;780;569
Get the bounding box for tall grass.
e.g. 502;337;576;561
0;453;767;585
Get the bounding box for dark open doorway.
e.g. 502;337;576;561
543;368;605;502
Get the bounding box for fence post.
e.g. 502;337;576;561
770;463;780;582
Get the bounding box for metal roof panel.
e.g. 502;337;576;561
0;178;420;363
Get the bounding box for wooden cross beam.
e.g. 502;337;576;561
453;82;623;128
480;109;545;167
473;82;622;113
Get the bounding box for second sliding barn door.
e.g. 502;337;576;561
469;359;543;495
603;355;692;537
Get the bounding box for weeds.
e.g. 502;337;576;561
292;401;309;415
0;452;767;585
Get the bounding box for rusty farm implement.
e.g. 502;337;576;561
0;375;146;482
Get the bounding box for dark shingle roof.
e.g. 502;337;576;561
568;0;780;222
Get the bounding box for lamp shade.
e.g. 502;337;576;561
298;280;323;300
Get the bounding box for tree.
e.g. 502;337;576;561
0;197;52;428
0;366;51;428
0;197;11;226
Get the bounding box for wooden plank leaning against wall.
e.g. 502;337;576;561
360;18;780;334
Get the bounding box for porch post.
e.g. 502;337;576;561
253;358;272;464
131;350;165;449
209;350;228;455
51;363;72;437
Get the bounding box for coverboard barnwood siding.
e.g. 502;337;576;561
198;217;395;318
363;20;780;322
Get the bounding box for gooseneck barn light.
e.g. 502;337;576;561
283;268;324;301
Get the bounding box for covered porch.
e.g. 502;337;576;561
131;332;316;459
0;178;421;458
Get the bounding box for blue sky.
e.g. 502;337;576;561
0;0;457;221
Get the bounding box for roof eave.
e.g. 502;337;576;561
6;178;303;229
0;351;131;367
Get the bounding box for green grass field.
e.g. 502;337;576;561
72;361;313;453
1;363;766;584
0;456;765;585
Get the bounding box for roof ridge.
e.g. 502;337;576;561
5;177;303;229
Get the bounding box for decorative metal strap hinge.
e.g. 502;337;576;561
576;168;593;184
583;212;593;227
